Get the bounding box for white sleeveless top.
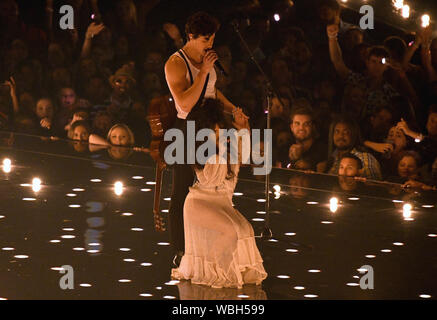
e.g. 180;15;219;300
172;49;217;119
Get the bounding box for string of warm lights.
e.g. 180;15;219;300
316;0;434;28
391;0;431;27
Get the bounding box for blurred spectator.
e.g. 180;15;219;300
283;106;326;171
326;115;382;180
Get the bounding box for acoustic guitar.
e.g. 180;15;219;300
146;94;177;232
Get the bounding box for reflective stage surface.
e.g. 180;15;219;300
0;133;436;300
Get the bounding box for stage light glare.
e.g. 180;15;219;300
329;197;339;213
422;14;430;28
2;158;11;173
393;0;404;10
403;203;412;218
402;5;410;19
32;177;42;192
274;14;280;22
114;181;123;196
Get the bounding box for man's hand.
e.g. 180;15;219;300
396;118;413;137
289;144;303;161
200;50;218;75
40;117;52;129
85;22;105;40
370;142;394;154
403;179;436;191
3;77;16;97
326;24;339;39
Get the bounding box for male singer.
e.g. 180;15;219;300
164;11;247;266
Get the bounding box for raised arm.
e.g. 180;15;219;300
421;27;437;82
403;31;423;68
396;118;424;141
164;52;216;114
80;22;105;59
4;77;19;114
327;23;350;80
422;45;437;82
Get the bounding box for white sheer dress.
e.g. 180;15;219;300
171;131;267;289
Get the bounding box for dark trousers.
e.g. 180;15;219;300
169;163;194;253
168;118;194;254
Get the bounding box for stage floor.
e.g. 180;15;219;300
0;133;436;300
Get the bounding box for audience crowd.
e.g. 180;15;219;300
0;0;436;190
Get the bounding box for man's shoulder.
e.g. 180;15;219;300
165;53;184;67
351;148;379;161
165;54;186;76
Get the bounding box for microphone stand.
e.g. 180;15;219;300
231;21;284;240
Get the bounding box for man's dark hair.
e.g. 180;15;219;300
367;46;390;60
331;115;362;149
340;152;363;169
384;36;407;61
185;11;220;41
290;106;314;123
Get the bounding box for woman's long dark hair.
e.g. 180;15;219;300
189;98;235;180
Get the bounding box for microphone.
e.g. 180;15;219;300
206;48;228;77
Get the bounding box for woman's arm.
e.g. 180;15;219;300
396;118;424;141
364;140;394;154
88;133;110;152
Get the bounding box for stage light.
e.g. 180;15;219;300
402;5;410;19
114;181;123;196
329;197;338;213
403;203;412;218
422;14;430;28
273;185;281;199
393;0;404;10
2;158;11;173
274;14;280;22
32;177;42;192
